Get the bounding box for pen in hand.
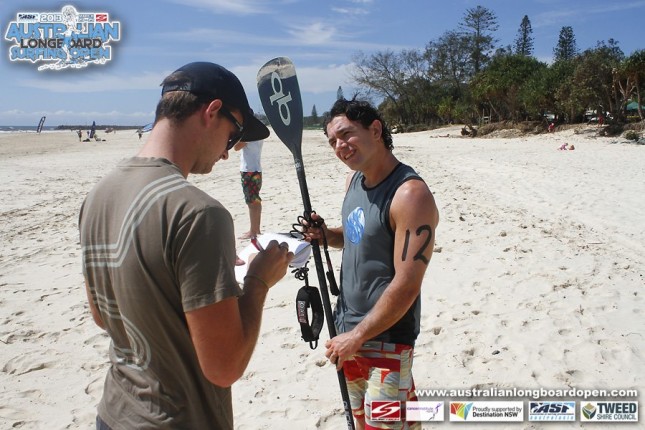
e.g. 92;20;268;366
251;237;264;252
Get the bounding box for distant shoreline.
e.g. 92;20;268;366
55;125;145;131
0;125;145;132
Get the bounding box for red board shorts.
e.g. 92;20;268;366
342;341;420;429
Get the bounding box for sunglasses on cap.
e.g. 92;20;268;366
219;106;244;150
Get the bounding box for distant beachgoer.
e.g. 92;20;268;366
77;129;82;142
548;122;555;133
234;140;263;239
558;143;569;150
137;129;143;140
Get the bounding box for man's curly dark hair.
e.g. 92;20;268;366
323;97;393;151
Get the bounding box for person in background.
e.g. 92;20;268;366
234;140;264;239
79;61;293;430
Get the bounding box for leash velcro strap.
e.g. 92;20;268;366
296;286;324;349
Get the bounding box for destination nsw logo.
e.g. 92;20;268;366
4;4;120;70
450;402;473;420
450;401;523;422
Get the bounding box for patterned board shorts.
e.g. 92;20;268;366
240;171;262;204
342;341;420;429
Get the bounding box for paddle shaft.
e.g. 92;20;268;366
293;158;355;430
257;57;354;429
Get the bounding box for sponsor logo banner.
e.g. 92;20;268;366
450;401;523;422
529;401;576;421
580;401;638;422
406;401;444;422
370;401;401;422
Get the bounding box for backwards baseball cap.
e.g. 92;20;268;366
161;62;270;141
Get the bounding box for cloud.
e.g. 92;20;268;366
164;0;270;15
297;63;355;93
331;7;370;16
230;61;354;108
285;22;336;45
20;71;167;93
161;23;397;53
534;0;645;28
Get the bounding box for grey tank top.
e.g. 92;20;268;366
336;163;423;346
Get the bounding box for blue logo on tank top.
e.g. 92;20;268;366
346;207;365;244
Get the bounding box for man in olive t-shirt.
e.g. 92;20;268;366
80;62;293;429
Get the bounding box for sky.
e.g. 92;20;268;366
1;0;644;127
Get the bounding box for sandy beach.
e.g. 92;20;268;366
0;125;643;429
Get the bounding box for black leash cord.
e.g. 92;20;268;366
291;211;340;296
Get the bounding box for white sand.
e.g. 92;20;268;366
0;126;643;429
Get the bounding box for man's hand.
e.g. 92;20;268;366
325;331;363;370
246;240;293;288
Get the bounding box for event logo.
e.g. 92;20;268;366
371;401;401;422
529;401;576;421
4;5;120;70
580;401;638;422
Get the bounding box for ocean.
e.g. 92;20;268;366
0;126;59;133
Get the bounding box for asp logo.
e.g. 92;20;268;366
370;401;401;422
529;401;576;421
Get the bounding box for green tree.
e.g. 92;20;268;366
549;60;579;123
425;30;473;94
471;54;547;121
514;15;534;56
311;105;318;122
623;49;645;120
351;49;431;126
553;26;578;62
570;40;624;120
459;5;499;74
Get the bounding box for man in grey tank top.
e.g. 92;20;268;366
305;98;439;429
80;62;294;429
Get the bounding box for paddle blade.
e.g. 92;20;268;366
257;57;303;159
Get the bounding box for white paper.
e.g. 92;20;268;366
234;232;311;283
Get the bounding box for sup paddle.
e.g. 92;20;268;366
257;57;355;430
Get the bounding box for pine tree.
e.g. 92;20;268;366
553;26;578;62
311;105;319;123
514;15;534;56
459;5;499;74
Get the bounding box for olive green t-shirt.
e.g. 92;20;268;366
80;157;241;429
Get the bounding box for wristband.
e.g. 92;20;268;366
244;274;269;290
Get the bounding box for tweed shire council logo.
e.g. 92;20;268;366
4;5;120;70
